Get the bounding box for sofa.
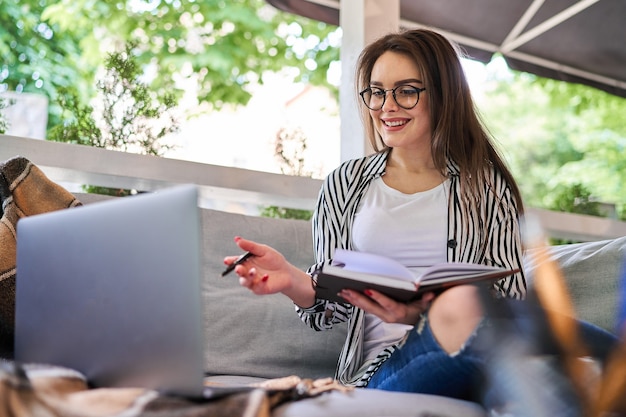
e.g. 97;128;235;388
0;149;622;415
73;192;626;416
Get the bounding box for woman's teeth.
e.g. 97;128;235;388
384;120;407;127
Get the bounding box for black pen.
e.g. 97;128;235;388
221;251;254;277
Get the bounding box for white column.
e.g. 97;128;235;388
339;0;400;161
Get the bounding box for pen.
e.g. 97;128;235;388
221;251;254;276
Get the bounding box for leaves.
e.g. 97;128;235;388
48;43;179;157
1;0;340;128
41;0;338;103
478;68;626;220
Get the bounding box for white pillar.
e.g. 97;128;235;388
339;0;400;161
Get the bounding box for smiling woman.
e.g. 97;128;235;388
223;28;528;402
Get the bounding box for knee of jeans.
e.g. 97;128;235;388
448;319;485;357
428;286;484;355
430;285;484;321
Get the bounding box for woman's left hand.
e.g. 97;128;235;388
338;288;436;325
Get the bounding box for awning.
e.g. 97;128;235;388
267;0;626;98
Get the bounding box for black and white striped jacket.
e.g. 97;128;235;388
296;149;526;386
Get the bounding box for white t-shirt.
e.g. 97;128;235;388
352;177;448;363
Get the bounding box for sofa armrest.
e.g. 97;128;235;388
525;237;626;332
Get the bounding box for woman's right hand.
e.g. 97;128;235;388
223;237;317;308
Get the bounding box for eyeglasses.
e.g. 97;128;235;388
359;85;426;110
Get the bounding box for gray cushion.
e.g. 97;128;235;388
200;208;347;379
76;193;348;380
525;236;626;332
274;389;487;417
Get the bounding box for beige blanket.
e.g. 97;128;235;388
0;156;82;357
0;360;278;417
0;360;352;417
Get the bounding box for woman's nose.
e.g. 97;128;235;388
381;91;398;112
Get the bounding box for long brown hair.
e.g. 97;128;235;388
356;29;524;214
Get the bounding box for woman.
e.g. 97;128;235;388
225;29;526;400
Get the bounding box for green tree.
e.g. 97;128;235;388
477;66;626;220
547;183;605;215
546;183;605;244
0;0;91;130
1;0;340;135
49;43;179;157
48;43;180;196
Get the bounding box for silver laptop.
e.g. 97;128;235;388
15;184;209;398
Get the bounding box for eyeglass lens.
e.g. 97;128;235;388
360;85;423;110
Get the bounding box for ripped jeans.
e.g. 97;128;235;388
365;314;485;401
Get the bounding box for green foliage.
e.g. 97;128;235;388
48;43;179;157
477;66;626;221
259;206;312;221
0;0;94;130
0;97;15;134
47;88;100;146
81;186;136;198
546;183;606;245
1;0;339;135
48;43;180;197
547;183;603;217
44;0;338;107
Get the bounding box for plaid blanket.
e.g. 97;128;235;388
0;360;277;417
0;156;82;358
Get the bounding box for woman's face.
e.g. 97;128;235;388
367;51;431;151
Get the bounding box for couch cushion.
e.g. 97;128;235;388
205;375;488;417
525;236;626;332
200;208;347;380
273;389;487;417
76;194;347;380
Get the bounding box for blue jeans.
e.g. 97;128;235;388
365;293;619;406
365;315;485;401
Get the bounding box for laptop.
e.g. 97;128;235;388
15;184;212;398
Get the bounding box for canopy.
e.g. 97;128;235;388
267;0;626;98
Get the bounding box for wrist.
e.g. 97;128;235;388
282;264;317;308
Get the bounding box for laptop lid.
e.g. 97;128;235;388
15;184;206;398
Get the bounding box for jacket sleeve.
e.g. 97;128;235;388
295;162;357;330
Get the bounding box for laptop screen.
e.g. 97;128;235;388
15;184;206;397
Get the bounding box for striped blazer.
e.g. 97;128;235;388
296;149;526;386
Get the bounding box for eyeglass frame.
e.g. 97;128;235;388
359;85;427;110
